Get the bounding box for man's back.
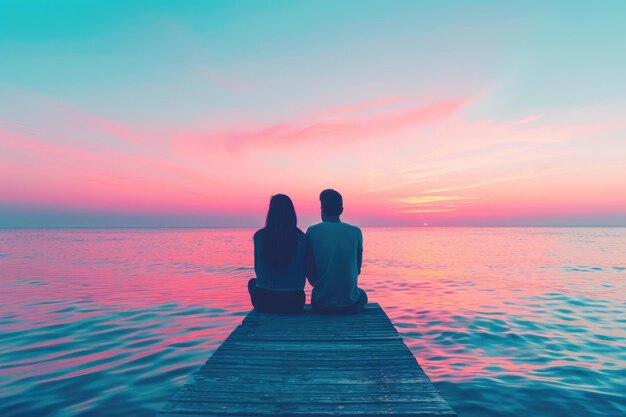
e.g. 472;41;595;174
306;221;363;308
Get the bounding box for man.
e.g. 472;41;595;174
306;189;368;314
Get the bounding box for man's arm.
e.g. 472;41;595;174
305;234;319;286
356;229;363;275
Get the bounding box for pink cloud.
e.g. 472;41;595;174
175;98;468;156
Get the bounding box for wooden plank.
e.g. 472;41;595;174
210;349;415;356
159;410;457;417
179;382;439;394
193;375;433;385
172;390;444;403
161;401;454;414
204;356;415;369
202;354;421;364
195;367;425;376
160;411;456;417
220;341;406;350
158;303;456;417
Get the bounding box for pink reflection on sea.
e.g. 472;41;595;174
363;228;626;386
1;227;625;417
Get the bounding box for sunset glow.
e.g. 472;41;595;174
1;1;625;227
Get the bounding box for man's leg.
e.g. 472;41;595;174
353;288;368;312
311;288;369;315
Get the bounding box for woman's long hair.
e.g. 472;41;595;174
259;194;300;267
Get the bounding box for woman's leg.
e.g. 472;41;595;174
248;278;257;297
252;288;304;314
248;278;258;309
282;290;305;313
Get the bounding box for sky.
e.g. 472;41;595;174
1;0;625;227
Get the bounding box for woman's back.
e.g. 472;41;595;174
253;229;307;291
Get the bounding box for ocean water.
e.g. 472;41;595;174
0;227;625;417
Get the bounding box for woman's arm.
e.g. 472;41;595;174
356;228;363;275
253;230;262;277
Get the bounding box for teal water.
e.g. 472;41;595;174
0;228;625;416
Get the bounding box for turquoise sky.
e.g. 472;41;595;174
1;1;625;227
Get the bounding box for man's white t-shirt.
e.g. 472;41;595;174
306;221;363;307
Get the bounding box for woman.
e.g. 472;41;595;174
248;194;306;313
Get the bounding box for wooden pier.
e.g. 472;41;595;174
159;303;457;417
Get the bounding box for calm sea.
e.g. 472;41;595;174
1;228;625;417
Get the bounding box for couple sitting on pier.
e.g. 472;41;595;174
248;189;368;315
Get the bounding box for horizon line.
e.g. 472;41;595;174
1;225;625;230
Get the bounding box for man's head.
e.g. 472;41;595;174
320;189;343;219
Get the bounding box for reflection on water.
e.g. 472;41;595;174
1;228;625;417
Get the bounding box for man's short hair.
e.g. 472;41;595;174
320;189;343;216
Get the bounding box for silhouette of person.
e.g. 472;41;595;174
306;189;368;314
248;194;306;313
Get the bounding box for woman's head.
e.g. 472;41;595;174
266;194;297;230
261;194;300;267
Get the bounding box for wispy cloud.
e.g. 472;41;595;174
363;111;617;195
393;195;470;205
176;98;468;156
400;208;459;214
390;195;472;214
